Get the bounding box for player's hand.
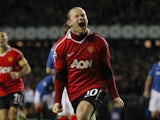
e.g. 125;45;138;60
113;97;124;109
143;90;150;98
10;72;19;79
52;103;63;113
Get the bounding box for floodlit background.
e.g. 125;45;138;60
1;0;160;120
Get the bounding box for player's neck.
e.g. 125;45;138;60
71;31;87;41
0;46;8;54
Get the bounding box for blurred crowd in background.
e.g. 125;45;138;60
0;0;160;26
1;0;160;119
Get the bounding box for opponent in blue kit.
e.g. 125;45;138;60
34;75;55;120
143;54;160;120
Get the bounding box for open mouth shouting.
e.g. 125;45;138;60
78;21;86;30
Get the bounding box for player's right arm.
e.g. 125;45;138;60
143;75;152;98
143;65;154;98
52;79;65;113
52;40;67;113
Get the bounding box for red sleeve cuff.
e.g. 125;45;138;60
105;76;119;99
54;79;65;103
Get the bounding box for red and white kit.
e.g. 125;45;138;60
0;47;25;97
54;29;119;103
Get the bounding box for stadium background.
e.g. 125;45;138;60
1;0;160;120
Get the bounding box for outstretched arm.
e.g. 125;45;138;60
100;39;124;109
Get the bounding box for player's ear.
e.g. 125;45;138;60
66;20;71;27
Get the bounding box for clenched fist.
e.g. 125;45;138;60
113;97;124;108
52;103;63;113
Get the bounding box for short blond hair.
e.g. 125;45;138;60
67;7;86;20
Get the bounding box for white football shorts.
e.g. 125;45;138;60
34;90;55;110
149;89;160;112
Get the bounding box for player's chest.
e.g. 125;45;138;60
65;41;100;61
0;53;17;66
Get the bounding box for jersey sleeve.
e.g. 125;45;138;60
53;42;67;103
100;38;119;99
148;64;155;78
13;48;24;62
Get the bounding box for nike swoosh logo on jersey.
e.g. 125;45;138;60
67;52;75;57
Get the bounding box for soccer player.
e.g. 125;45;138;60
143;54;160;120
34;75;55;120
0;31;31;120
46;46;76;120
52;7;124;120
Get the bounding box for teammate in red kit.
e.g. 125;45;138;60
52;7;124;120
0;31;31;120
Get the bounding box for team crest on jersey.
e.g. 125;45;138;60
87;46;94;53
8;57;14;62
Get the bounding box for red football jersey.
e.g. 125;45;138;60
0;47;25;97
54;29;119;102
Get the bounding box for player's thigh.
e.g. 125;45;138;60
0;109;8;120
76;100;94;120
0;95;10;119
9;106;19;120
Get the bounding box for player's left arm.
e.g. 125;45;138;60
100;39;119;99
100;38;124;108
10;57;31;79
